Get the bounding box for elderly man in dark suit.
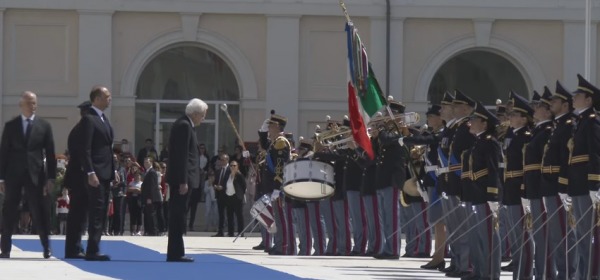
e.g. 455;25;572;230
80;86;118;261
0;91;56;259
165;98;207;262
64;100;92;259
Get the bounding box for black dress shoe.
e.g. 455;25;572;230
252;244;265;250
501;256;512;262
445;271;471;278
413;252;431;258
349;251;362;256
85;254;111;261
421;260;445;270
227;233;234;237
0;252;9;259
64;253;86;259
440;264;457;273
401;253;414;258
268;250;284;255
43;248;52;259
459;273;478;280
373;253;400;260
211;233;224;237
501;261;514;272
166;256;194;262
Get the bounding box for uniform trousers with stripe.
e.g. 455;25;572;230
306;201;326;255
375;186;401;256
467;203;501;279
571;194;595;280
347;190;367;254
505;204;534;280
293;207;311;255
543;195;577;280
530;198;549;280
320;197;337;255
403;201;431;256
443;195;470;272
330;198;352;255
272;194;296;255
362;194;383;255
499;206;513;260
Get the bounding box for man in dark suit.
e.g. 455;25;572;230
0;91;56;259
165;98;207;262
212;154;230;237
64;100;92;259
80;86;117;261
142;157;163;236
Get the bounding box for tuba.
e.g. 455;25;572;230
368;111;420;133
315;116;354;151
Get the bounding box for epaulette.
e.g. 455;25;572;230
273;135;291;150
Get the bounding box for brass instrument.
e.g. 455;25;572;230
368;111;420;132
314;116;354;151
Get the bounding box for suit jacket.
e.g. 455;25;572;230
469;133;502;204
231;172;247;201
142;168;163;202
502;127;532;205
213;166;231;200
568;108;600;195
64;121;84;190
165;115;199;191
542;113;574;195
523;121;553;198
80;107;115;181
0;115;56;186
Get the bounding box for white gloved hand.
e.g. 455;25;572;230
521;198;530;209
398;137;404;146
590;190;600;204
487;201;499;213
558;193;573;206
260;119;270;132
242;150;250;158
271;189;281;201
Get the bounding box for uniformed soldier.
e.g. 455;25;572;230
568;74;600;280
371;100;407;260
523;87;554;279
499;91;516;265
463;101;503;280
306;133;327;256
360;138;382;256
443;89;477;277
290;137;312;256
541;80;577;279
502;92;534;279
259;114;294;255
251;144;272;252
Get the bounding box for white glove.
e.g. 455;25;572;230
487;201;499;213
558;193;571;204
590;190;600;204
259;119;270;132
398;137;404;146
521;198;530;209
271;189;281;201
242;150;250;158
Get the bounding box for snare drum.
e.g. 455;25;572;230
250;195;277;233
282;158;335;201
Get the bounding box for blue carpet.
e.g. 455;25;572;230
13;239;307;280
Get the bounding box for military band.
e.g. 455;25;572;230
242;74;600;280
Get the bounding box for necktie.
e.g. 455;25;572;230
24;119;32;141
220;168;225;185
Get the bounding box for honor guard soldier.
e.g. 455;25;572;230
251;143;272;252
502;92;534;279
258;113;294;255
443;89;477;277
568;74;600;280
541;80;578;279
371;99;408;260
360;136;381;256
292;137;315;256
523;87;554;279
463;101;503;280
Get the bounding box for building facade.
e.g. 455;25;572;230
0;0;597;154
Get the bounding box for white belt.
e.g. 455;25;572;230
436;167;449;175
425;165;438;172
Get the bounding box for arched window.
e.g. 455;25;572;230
428;50;528;106
135;45;240;158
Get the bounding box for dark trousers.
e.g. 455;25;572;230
1;175;50;254
187;188;202;228
110;196;125;235
162;201;169;232
86;180;110;256
127;196;142;231
226;195;244;235
144;201;164;235
167;188;190;259
65;185;88;256
216;196;226;234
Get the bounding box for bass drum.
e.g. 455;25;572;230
282;158;335;201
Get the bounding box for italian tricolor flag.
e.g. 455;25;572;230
345;22;386;160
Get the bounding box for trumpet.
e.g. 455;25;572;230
367;112;420;132
314;124;354;150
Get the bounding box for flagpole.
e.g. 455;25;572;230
585;0;591;79
339;0;352;23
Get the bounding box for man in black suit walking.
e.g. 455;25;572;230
64;101;92;259
80;86;117;261
165;98;207;262
0;91;56;259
